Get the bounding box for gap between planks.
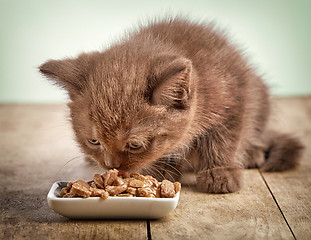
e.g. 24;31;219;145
147;220;152;240
259;169;297;240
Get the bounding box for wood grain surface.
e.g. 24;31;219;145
261;97;311;240
0;98;310;239
0;105;147;240
150;170;293;240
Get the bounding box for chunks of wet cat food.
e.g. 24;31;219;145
60;169;181;199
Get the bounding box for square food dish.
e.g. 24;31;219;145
47;181;180;219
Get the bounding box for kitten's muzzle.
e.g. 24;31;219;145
104;156;122;169
104;160;121;169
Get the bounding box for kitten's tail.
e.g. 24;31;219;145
261;130;304;172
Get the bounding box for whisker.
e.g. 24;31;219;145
156;157;193;189
55;154;84;178
162;168;175;182
147;164;165;181
150;160;178;181
143;167;153;177
144;164;158;178
157;160;183;177
162;151;196;172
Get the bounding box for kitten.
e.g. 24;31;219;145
39;18;304;193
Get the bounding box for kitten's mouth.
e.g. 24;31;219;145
117;170;128;176
88;155;145;174
98;161;134;173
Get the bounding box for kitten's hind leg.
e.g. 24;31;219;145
244;143;265;169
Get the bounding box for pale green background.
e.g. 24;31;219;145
0;0;310;103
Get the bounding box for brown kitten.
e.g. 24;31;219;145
39;18;304;193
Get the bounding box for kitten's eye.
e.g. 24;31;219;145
127;142;143;151
88;139;100;145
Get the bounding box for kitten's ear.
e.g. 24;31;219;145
39;53;97;99
151;57;193;109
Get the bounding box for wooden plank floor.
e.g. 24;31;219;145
261;98;311;240
0;97;310;239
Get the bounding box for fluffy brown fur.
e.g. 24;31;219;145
39;18;304;193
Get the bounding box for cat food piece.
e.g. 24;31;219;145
93;174;105;188
126;187;137;195
160;180;176;198
62;180;91;198
105;183;128;196
60;181;74;197
128;178;147;188
76;179;91;189
88;180;97;188
131;173;147;181
117;193;134;197
100;191;109;200
174;182;182;193
67;182;74;188
144;179;160;188
137;187;159;198
63;193;77;198
60;169;181;199
102;169;118;187
90;188;107;197
113;176;126;186
68;180;92;198
121;172;131;178
60;186;70;197
148;177;160;188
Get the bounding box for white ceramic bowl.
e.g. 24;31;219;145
47;181;180;219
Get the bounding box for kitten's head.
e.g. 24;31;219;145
39;49;197;173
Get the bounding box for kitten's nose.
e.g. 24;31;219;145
104;158;121;169
108;162;121;169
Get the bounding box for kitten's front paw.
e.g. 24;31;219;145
196;167;242;193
